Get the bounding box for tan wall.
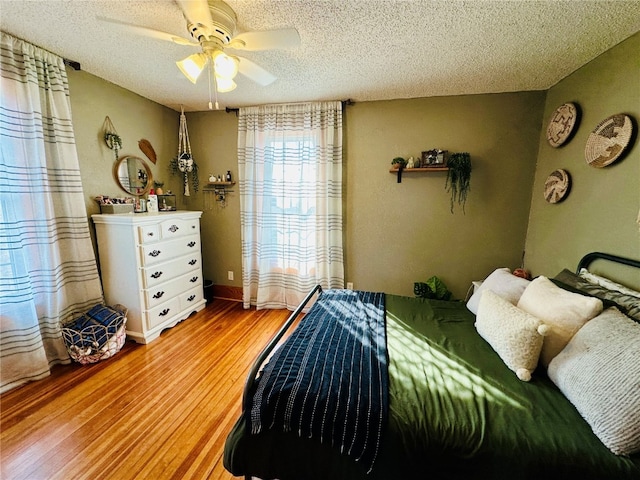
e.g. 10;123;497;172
186;110;242;286
67;68;178;216
345;93;545;298
524;32;640;286
67;33;638;301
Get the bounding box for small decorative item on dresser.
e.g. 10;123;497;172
153;181;164;195
158;194;177;211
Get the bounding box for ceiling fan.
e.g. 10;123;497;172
99;0;300;107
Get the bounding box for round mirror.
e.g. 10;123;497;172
114;155;153;196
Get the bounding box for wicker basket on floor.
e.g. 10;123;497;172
61;304;128;365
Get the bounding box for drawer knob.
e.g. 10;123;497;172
159;308;170;317
190;276;198;283
151;271;163;279
149;250;161;257
169;225;179;233
187;241;196;248
188;259;197;266
187;294;196;302
153;291;165;299
147;232;154;237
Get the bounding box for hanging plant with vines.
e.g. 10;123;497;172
170;156;199;193
445;152;472;213
102;116;122;162
169;107;199;196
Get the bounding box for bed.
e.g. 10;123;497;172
224;252;640;479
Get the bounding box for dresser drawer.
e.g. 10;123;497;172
144;271;203;309
140;234;201;266
146;297;181;330
159;217;200;240
180;285;204;311
138;224;161;244
141;253;201;288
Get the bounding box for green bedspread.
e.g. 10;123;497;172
224;294;640;479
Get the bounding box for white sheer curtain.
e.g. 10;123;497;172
0;32;104;393
238;101;344;310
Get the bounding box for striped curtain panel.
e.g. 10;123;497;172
0;32;103;393
238;102;344;310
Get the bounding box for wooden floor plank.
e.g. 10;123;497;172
1;300;294;480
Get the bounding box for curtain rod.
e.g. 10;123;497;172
225;99;354;115
63;58;81;70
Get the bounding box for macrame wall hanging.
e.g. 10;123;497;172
171;107;199;196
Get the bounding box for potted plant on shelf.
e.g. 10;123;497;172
445;152;472;213
391;157;407;170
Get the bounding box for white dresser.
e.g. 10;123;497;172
92;211;206;344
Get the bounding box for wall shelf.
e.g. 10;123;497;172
390;166;448;182
203;182;236;207
389;167;449;173
206;181;236;186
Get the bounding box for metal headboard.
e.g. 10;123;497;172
576;251;640;273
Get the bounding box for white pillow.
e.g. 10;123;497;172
517;276;603;366
579;268;640;298
466;268;530;315
476;290;549;381
548;308;640;455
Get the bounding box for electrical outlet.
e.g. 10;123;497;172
228;271;234;281
346;282;353;290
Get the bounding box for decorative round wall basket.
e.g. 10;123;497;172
544;169;571;204
585;114;634;168
546;103;579;147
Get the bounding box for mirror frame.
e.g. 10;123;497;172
114;155;153;196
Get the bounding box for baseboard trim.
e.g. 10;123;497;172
212;284;243;302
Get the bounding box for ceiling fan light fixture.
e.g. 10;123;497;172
176;53;207;83
215;77;237;93
213;52;239;80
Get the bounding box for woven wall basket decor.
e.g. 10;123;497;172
546;103;579;147
544;169;571;204
585;114;634;168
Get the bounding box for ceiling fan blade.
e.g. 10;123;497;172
228;28;300;51
97;16;196;46
176;0;214;28
237;57;277;86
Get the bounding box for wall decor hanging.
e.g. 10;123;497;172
138;138;157;164
445;152;472;213
544;169;571;204
102;115;122;161
170;107;199;196
546;103;579;147
585;113;634;168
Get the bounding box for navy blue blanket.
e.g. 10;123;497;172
248;289;388;473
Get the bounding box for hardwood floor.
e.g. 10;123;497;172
1;300;295;480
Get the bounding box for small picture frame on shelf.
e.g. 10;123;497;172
422;149;447;167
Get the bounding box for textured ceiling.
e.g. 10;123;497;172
1;0;640;112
